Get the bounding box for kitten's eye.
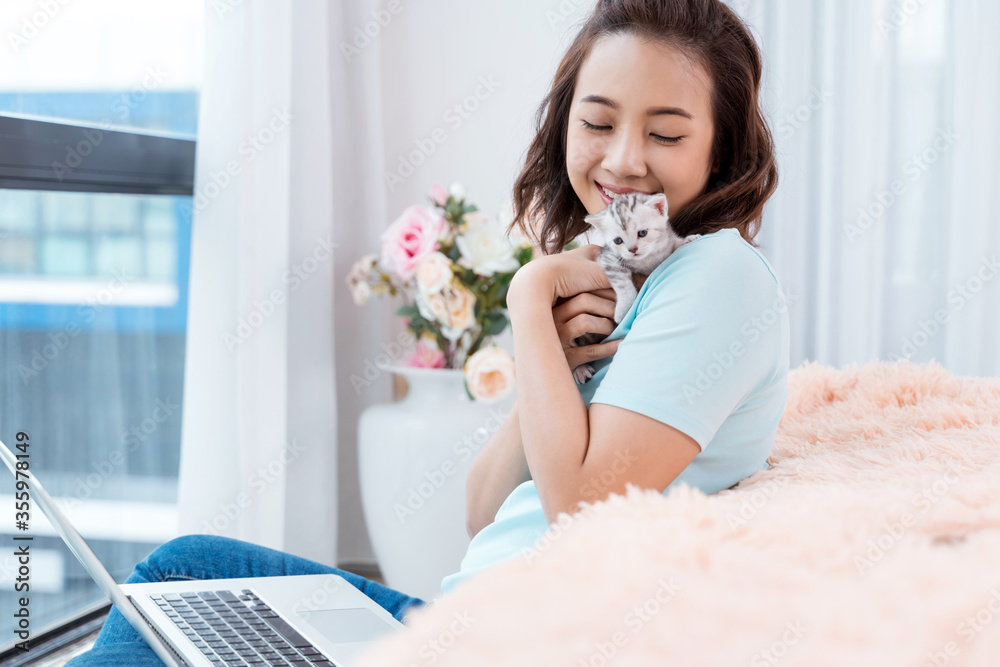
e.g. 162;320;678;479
613;237;623;245
637;230;647;238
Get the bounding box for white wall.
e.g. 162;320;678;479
335;0;599;565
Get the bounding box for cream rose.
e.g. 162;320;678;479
415;251;454;296
464;346;516;403
439;283;477;341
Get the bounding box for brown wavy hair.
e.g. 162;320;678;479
507;0;778;254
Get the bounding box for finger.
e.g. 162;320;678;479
557;314;616;347
589;339;623;361
587;261;613;289
590;287;617;298
567;339;622;369
567;244;603;262
553;292;616;326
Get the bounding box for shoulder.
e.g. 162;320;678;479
640;228;781;309
667;228;776;282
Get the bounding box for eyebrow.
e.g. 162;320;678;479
579;94;694;120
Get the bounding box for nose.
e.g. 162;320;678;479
628;245;638;254
601;125;647;179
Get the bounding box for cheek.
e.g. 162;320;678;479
653;156;704;214
567;132;602;174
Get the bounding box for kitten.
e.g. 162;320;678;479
571;191;702;384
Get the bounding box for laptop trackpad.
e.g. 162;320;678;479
300;607;398;644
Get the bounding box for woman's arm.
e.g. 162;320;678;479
465;265;622;539
504;247;668;526
465;398;531;540
506;277;593;525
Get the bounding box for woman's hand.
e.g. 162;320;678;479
553;287;623;369
509;244;612;307
508;244;621;368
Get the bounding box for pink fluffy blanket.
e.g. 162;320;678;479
355;359;1000;666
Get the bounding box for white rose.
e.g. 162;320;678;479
415;288;450;324
449;182;466;201
464;346;516;403
455;219;521;277
350;281;371;306
347;253;378;283
415;251;454;296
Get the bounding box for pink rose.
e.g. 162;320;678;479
429;183;449;207
404;339;445;368
380;205;447;281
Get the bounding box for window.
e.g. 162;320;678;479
0;1;202;650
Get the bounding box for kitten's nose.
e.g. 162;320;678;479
628;246;639;254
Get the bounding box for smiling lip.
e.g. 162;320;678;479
596;181;654;195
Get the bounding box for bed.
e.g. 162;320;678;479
354;358;1000;666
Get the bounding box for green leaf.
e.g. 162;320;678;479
484;313;508;336
481;280;499;305
497;282;511;304
517;246;533;265
394;304;419;318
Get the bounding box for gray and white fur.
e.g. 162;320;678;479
572;191;702;384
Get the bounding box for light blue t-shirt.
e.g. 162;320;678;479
438;227;790;598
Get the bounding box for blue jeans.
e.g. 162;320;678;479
65;534;427;666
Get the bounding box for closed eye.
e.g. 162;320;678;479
581;120;682;145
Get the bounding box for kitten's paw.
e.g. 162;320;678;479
614;299;634;323
683;233;703;244
573;364;595;384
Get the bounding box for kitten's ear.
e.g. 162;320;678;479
583;212;604;228
646;192;668;217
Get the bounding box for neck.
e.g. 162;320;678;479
632;273;648;291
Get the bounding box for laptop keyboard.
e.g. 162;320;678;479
150;588;336;666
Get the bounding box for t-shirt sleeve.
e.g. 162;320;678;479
589;240;784;451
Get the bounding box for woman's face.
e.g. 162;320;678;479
566;33;718;218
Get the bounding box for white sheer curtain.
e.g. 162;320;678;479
732;0;1000;377
176;0;1000;571
178;0;342;562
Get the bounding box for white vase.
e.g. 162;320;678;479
357;362;515;602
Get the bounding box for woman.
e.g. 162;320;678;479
68;0;786;663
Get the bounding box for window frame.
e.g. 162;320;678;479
0;112;195;656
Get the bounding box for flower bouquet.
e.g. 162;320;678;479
346;182;534;402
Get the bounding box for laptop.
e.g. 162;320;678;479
0;437;410;666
